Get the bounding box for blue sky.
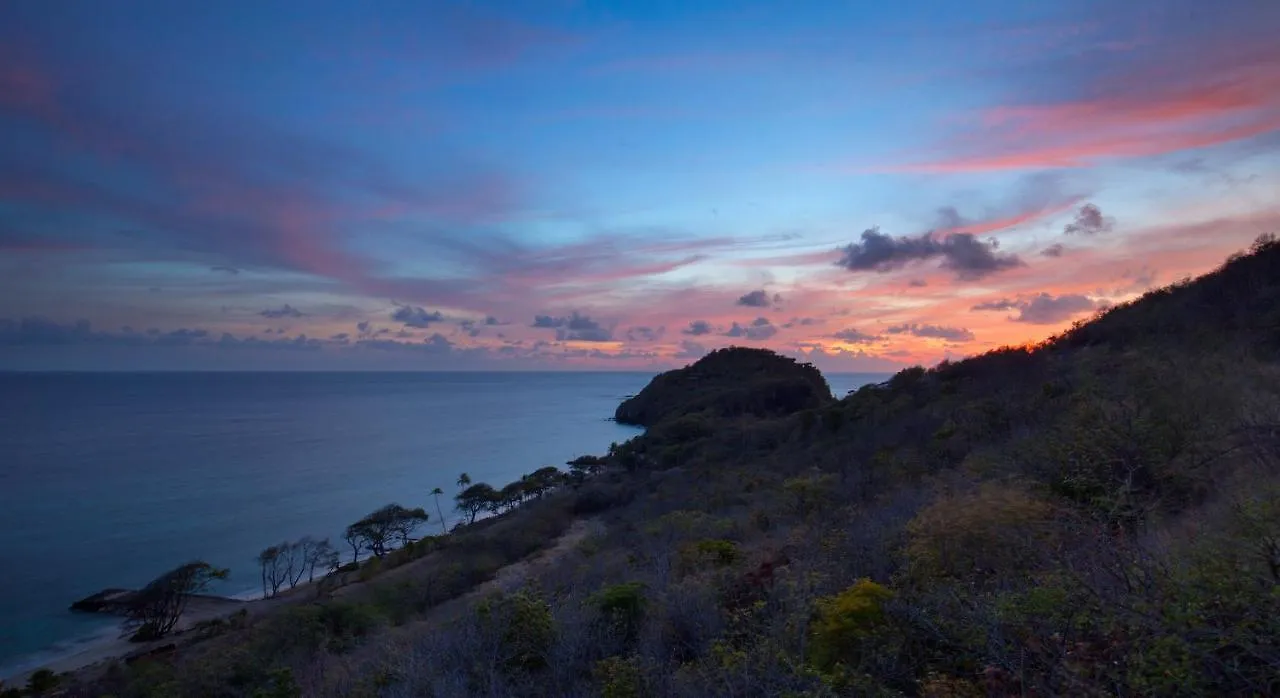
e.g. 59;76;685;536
2;0;1277;370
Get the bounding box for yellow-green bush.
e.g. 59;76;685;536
677;538;740;574
808;579;894;671
476;591;555;674
784;473;839;517
904;483;1055;582
593;655;644;698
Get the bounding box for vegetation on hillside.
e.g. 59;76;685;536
36;234;1280;697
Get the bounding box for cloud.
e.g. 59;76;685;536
836;227;1023;280
1040;243;1065;258
210;265;240;274
970;293;1099;324
1015;293;1098;324
674;340;708;359
1063;203;1114;235
681;320;714;336
259;304;305;319
736;289;772;307
885;323;975;342
392;305;444;328
532;312;613;342
724;317;777;340
908;279;928;287
625;326;664;342
832;328;881;344
783;317;822;328
870;7;1280;174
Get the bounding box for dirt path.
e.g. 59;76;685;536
408;517;603;627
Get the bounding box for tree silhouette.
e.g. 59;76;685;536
431;487;447;533
457;472;472;488
123;561;228;640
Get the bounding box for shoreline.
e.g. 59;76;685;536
0;552;382;684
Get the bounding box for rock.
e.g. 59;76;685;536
615;347;832;427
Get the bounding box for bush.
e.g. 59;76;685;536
594;655;645;698
26;669;59;695
808;579;894;672
591;582;648;642
678;539;740;574
476;591;555;674
904;483;1055;582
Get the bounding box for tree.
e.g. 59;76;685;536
431;487;448;534
497;481;526;513
124;561;228;640
456;482;498;524
457;472;472;488
304;538;338;582
346;504;429;558
343;525;363;565
258;543;290;598
525;466;565;498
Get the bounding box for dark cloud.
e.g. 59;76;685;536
625;326;664;342
885;323;975;341
674;340;708;359
782;317;822;328
210;265;241;275
836;227;1023;280
1040;243;1065;258
681;320;714;336
970;299;1021;311
392;305;443;328
259;304;305;319
908;278;928;287
485;316;500;325
725;317;777;340
1063;203;1114;235
971;293;1098;324
330;333;350;342
832;328;881;344
532;312;613;342
0;317;322;350
736;289;772;307
1015;293;1098;324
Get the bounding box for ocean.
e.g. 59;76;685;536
0;370;884;676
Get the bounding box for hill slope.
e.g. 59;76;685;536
62;235;1280;698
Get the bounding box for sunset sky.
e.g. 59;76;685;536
2;0;1278;371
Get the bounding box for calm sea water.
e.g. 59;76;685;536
0;370;883;675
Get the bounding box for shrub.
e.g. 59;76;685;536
784;473;838;517
26;669;59;695
476;591;556;674
594;655;645;698
904;483;1055;582
591;582;648;641
808;579;894;672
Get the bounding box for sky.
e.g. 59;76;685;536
1;0;1278;371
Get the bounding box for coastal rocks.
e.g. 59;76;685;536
615;347;833;427
69;589;137;615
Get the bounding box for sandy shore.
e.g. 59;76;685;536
0;594;252;685
0;576;344;687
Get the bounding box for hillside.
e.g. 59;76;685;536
39;234;1280;698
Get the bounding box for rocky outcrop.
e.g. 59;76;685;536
615;347;832;427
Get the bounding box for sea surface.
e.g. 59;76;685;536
0;370;884;676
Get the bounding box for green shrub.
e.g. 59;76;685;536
26;669;59;695
784;473;838;517
251;668;301;698
678;538;740;573
594;655;645;698
476;591;555;674
592;582;648;641
809;579;894;672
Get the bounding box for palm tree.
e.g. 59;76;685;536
457;472;471;488
430;487;447;534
